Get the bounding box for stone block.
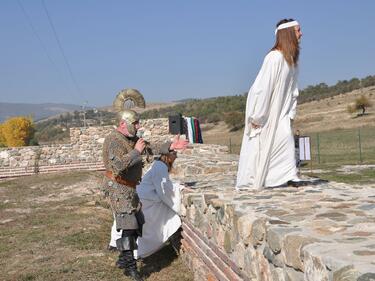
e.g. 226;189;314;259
266;227;296;254
357;273;375;281
215;207;225;224
282;234;317;271
333;265;360;281
224;231;233;253
243;247;272;281
285;267;304;281
232;242;246;270
271;267;288;281
303;248;330;281
263;245;284;268
237;212;266;247
210;198;225;210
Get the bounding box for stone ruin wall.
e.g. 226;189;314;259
1;118;375;281
172;149;375;281
0;118;171;178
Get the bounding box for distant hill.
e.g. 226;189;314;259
0;103;83;122
31;101;176;144
141;74;375;130
294;85;375;133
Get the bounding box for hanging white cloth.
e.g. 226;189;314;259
236;50;299;190
186;117;194;143
136;161;183;258
109;214;122;247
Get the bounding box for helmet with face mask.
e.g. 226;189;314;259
113;88;146;136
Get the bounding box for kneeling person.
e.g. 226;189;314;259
136;141;184;258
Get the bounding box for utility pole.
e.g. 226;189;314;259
93;108;103;126
81;101;88;127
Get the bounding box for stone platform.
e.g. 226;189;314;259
173;147;375;281
1;119;374;280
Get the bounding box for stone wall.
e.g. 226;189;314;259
0;118;171;178
1;118;375;281
171;149;375;281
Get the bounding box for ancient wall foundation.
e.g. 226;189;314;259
1;119;374;281
0;118;170;178
172;149;375;281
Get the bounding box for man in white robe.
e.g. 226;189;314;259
236;19;303;190
136;142;183;258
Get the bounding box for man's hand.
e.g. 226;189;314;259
135;138;146;153
251;122;260;129
170;134;188;150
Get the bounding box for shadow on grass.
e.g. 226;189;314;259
352;112;372;118
139;243;179;278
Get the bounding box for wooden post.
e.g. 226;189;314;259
317;133;321;164
358;128;363;163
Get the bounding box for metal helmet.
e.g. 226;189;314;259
113;88;146;136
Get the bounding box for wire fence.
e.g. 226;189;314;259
227;127;375;166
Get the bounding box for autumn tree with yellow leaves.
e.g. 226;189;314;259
0;116;36;147
0;124;5;147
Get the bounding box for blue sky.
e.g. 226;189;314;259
1;1;374;107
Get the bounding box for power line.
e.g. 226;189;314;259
41;0;83;97
18;0;56;69
17;0;61;76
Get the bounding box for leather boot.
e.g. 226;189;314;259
123;250;143;281
116;251;126;269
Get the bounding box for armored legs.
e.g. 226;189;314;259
116;230;143;281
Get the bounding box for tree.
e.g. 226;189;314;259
1;116;35;147
347;95;372;116
223;111;244;131
0;124;6;147
355;95;372;115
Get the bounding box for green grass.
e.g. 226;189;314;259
303;164;375;185
205;127;375;164
204;127;375;184
309;127;375;165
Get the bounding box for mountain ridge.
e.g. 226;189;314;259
0;102;83;122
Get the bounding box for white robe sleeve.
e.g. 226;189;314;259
152;164;181;214
288;86;299;120
247;52;283;128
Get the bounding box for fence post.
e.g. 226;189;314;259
229;137;232;154
317;133;321;164
358;128;363;163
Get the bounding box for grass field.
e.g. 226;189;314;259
203;125;375;185
308;127;375;165
0;172;192;281
203;126;375;163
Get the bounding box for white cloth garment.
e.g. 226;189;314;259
136;161;182;258
236;50;299;190
109;215;122;247
186;117;194;144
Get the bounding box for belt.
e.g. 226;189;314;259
105;171;138;188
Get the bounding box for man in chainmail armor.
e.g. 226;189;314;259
102;89;187;280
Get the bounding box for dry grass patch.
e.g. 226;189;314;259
0;171;192;281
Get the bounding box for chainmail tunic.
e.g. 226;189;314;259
102;130;143;230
